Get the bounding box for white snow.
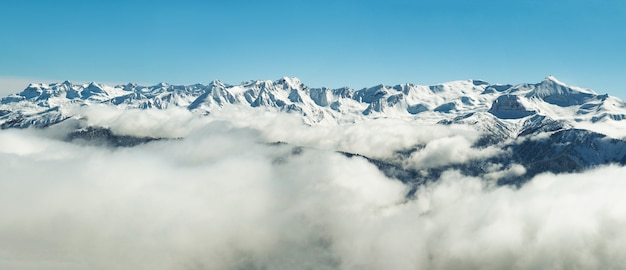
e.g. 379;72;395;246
1;76;624;137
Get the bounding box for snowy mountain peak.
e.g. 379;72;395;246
26;82;47;89
80;82;108;99
544;75;561;84
525;76;598;106
276;77;303;89
209;79;225;88
122;83;137;90
1;76;625;137
539;75;597;94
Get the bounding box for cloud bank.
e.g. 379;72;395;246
1;110;625;270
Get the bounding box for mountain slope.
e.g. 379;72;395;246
2;76;625;133
2;76;626;186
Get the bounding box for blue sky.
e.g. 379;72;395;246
1;0;625;98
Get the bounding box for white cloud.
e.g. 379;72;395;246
206;108;485;159
0;127;408;270
407;135;504;169
575;121;626;140
483;163;527;182
0;113;625;269
68;104;211;138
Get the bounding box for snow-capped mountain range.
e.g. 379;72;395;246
2;76;625;134
2;76;626;185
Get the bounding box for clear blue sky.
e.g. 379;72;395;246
1;0;625;98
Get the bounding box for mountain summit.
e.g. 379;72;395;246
1;76;624;132
2;76;626;185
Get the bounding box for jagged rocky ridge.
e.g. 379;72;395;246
3;76;626;128
2;76;626;186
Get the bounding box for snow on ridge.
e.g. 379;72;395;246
1;76;625;136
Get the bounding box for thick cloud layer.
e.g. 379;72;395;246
70;106;491;160
1;111;625;270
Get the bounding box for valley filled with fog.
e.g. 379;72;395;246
1;108;625;270
3;0;626;268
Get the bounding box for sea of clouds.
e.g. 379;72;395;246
1;107;625;270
